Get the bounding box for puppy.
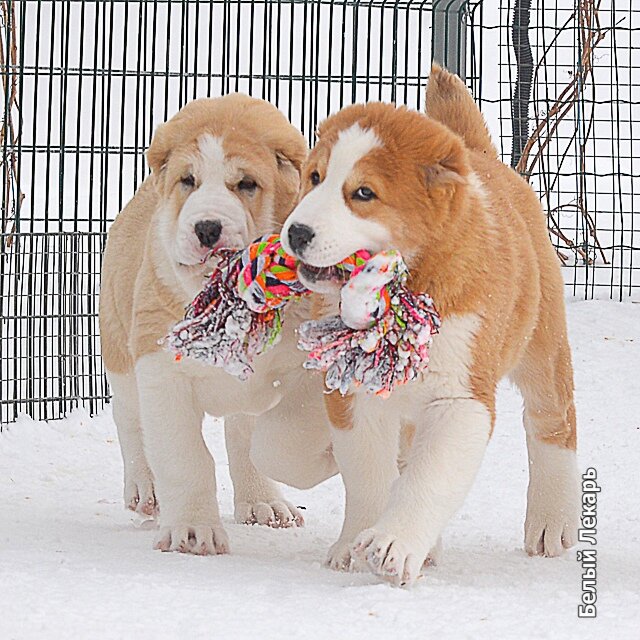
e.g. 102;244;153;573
99;94;312;554
258;66;580;585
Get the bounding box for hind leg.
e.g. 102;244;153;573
108;370;158;517
511;317;580;557
225;414;304;528
250;373;338;491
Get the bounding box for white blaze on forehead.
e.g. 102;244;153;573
196;134;226;183
282;123;392;267
192;132;273;240
324;124;382;188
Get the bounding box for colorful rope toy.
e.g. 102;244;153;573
163;234;309;380
163;235;440;396
298;250;441;397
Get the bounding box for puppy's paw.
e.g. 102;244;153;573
351;528;425;587
124;467;158;518
325;539;355;572
424;536;444;567
525;467;580;557
234;499;304;528
524;507;579;557
154;524;230;555
524;441;581;557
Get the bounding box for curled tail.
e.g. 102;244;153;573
425;64;498;158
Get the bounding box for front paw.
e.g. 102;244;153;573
234;499;304;528
524;472;580;558
351;528;426;587
325;538;370;572
326;538;355;572
154;523;230;555
124;465;158;518
524;505;579;557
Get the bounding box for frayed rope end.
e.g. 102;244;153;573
297;252;441;397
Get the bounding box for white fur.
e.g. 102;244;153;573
224;414;305;527
523;434;581;556
325;314;490;585
326;398;403;571
135;351;227;551
132;342;306;552
281;124;391;270
351;395;491;585
255;314;491;578
108;371;157;517
248;312;493;581
466;170;490;207
250;357;339;491
122;288;324;553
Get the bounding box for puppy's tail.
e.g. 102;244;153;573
425;64;498;158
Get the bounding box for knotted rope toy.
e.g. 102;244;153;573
163;235;440;396
163;234;309;380
297;250;441;397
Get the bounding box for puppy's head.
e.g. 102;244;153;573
148;94;306;267
280;103;471;293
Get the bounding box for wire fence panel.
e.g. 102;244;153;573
477;0;640;300
2;0;436;235
1;0;638;425
0;231;107;423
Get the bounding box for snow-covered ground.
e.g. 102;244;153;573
1;299;639;639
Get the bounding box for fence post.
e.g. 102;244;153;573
431;0;468;81
510;0;533;170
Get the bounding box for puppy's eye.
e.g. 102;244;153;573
180;174;196;188
237;178;257;192
310;170;321;186
352;186;376;201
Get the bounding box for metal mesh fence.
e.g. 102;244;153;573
1;0;638;425
487;0;640;300
0;231;106;421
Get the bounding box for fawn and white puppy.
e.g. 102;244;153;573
255;66;580;585
99;94;316;554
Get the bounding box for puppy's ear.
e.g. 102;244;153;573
270;129;308;226
274;133;307;176
275;149;303;175
275;149;304;203
147;122;171;175
423;137;469;189
272;145;307;226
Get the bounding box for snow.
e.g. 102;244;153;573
1;299;639;639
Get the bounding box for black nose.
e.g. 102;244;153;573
288;223;315;256
194;220;222;248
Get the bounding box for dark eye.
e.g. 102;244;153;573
352;186;375;201
237;177;257;192
180;174;196;188
310;170;321;186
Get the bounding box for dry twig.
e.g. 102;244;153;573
1;0;23;247
516;0;610;265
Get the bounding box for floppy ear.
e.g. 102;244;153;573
423;137;469;189
272;143;308;226
275;139;307;176
146;122;171;175
269;129;308;226
275;148;303;190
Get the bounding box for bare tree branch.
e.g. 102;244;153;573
515;0;611;265
1;0;23;247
